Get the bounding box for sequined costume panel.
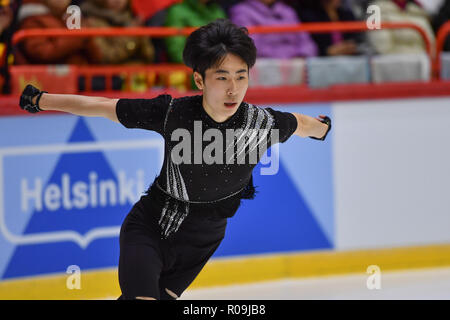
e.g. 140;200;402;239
116;95;298;238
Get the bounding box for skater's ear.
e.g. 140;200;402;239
193;71;204;90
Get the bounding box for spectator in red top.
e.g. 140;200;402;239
130;0;182;23
130;0;182;62
15;0;101;65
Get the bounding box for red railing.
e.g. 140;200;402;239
435;20;450;78
12;22;433;57
77;64;192;92
2;21;449;115
9;21;437;92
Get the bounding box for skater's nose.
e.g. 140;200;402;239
227;79;237;96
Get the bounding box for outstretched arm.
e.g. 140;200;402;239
21;84;119;123
34;93;119;122
292;113;330;139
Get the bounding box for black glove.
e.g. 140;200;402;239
309;116;331;141
19;84;47;113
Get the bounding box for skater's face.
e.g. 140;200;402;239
194;53;249;123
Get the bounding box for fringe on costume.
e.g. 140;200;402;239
141;174;258;238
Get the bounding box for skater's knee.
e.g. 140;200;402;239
165;288;178;299
135;296;157;300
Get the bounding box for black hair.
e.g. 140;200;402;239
183;18;257;78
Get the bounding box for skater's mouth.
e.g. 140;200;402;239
224;102;237;108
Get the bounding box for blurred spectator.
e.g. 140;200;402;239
432;0;450;51
367;0;435;54
164;0;226;64
129;0;182;63
0;0;18;93
0;4;14;35
288;0;364;56
416;0;444;16
229;0;318;58
0;2;14;62
15;0;101;64
343;0;371;19
81;0;154;64
216;0;242;15
130;0;181;22
70;0;85;6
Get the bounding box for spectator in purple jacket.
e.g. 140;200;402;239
229;0;318;58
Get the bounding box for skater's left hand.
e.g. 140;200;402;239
309;115;331;141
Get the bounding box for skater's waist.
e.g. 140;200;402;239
140;181;242;219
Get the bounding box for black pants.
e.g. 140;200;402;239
118;200;227;300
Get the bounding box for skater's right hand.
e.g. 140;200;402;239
19;84;47;113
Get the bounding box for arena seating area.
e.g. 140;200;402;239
1;0;450;96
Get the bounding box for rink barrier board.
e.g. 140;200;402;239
0;243;449;300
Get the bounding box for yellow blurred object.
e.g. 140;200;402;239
119;70;190;91
146;71;156;88
0;44;4;57
18;75;42;92
8;53;14;65
130;72;148;92
120;72;128;91
168;71;188;91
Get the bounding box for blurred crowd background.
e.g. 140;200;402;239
0;0;449;94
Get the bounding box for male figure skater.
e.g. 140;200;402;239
19;19;331;300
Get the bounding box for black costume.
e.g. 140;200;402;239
116;94;297;299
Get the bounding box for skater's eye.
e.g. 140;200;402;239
237;76;246;80
217;77;227;80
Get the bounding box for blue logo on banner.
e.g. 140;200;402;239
3;118;147;279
